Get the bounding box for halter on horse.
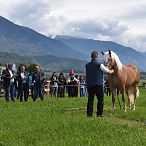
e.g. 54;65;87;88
102;50;140;112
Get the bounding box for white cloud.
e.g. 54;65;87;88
0;0;146;52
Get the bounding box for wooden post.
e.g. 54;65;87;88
77;81;80;97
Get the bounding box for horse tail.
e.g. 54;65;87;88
136;86;139;98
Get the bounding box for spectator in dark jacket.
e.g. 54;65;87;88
2;64;16;101
58;72;67;97
17;65;29;102
32;65;45;101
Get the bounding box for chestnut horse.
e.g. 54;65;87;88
102;50;140;112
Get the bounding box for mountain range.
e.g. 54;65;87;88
55;35;146;70
0;16;146;72
0;16;83;58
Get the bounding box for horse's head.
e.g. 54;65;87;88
102;50;115;69
102;50;123;71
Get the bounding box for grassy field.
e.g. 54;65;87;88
0;89;146;146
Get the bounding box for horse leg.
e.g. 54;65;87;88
133;86;139;111
136;86;139;98
112;88;116;114
130;93;135;110
133;97;136;111
121;85;127;112
127;89;131;109
127;87;133;110
130;85;139;111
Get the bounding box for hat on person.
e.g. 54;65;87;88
69;69;75;77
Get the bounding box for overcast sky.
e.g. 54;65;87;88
0;0;146;52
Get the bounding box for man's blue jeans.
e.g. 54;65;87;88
33;86;44;101
5;83;15;101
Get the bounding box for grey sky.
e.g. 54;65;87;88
0;0;146;52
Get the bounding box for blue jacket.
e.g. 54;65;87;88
85;59;103;87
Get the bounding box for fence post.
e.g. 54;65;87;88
78;82;80;97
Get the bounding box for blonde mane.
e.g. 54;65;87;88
104;51;123;71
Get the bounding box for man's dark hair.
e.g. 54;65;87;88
91;51;98;59
7;64;13;68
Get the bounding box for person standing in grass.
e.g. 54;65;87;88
104;79;111;96
2;64;16;102
50;72;59;98
58;72;67;98
85;51;114;117
28;73;34;99
67;70;79;97
32;65;45;101
17;65;29;102
79;76;86;97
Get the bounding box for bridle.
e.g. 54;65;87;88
102;50;113;69
106;57;113;69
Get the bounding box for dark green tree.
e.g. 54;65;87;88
27;63;38;73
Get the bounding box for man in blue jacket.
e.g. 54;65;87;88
85;51;114;117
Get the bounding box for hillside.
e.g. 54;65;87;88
56;35;146;71
0;52;86;72
0;16;84;59
0;52;34;66
33;55;87;72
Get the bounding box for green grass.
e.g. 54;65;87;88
0;89;146;146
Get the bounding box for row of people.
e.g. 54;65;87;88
2;64;45;102
1;64;87;102
49;70;87;98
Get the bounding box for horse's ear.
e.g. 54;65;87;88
101;52;104;55
108;50;111;57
